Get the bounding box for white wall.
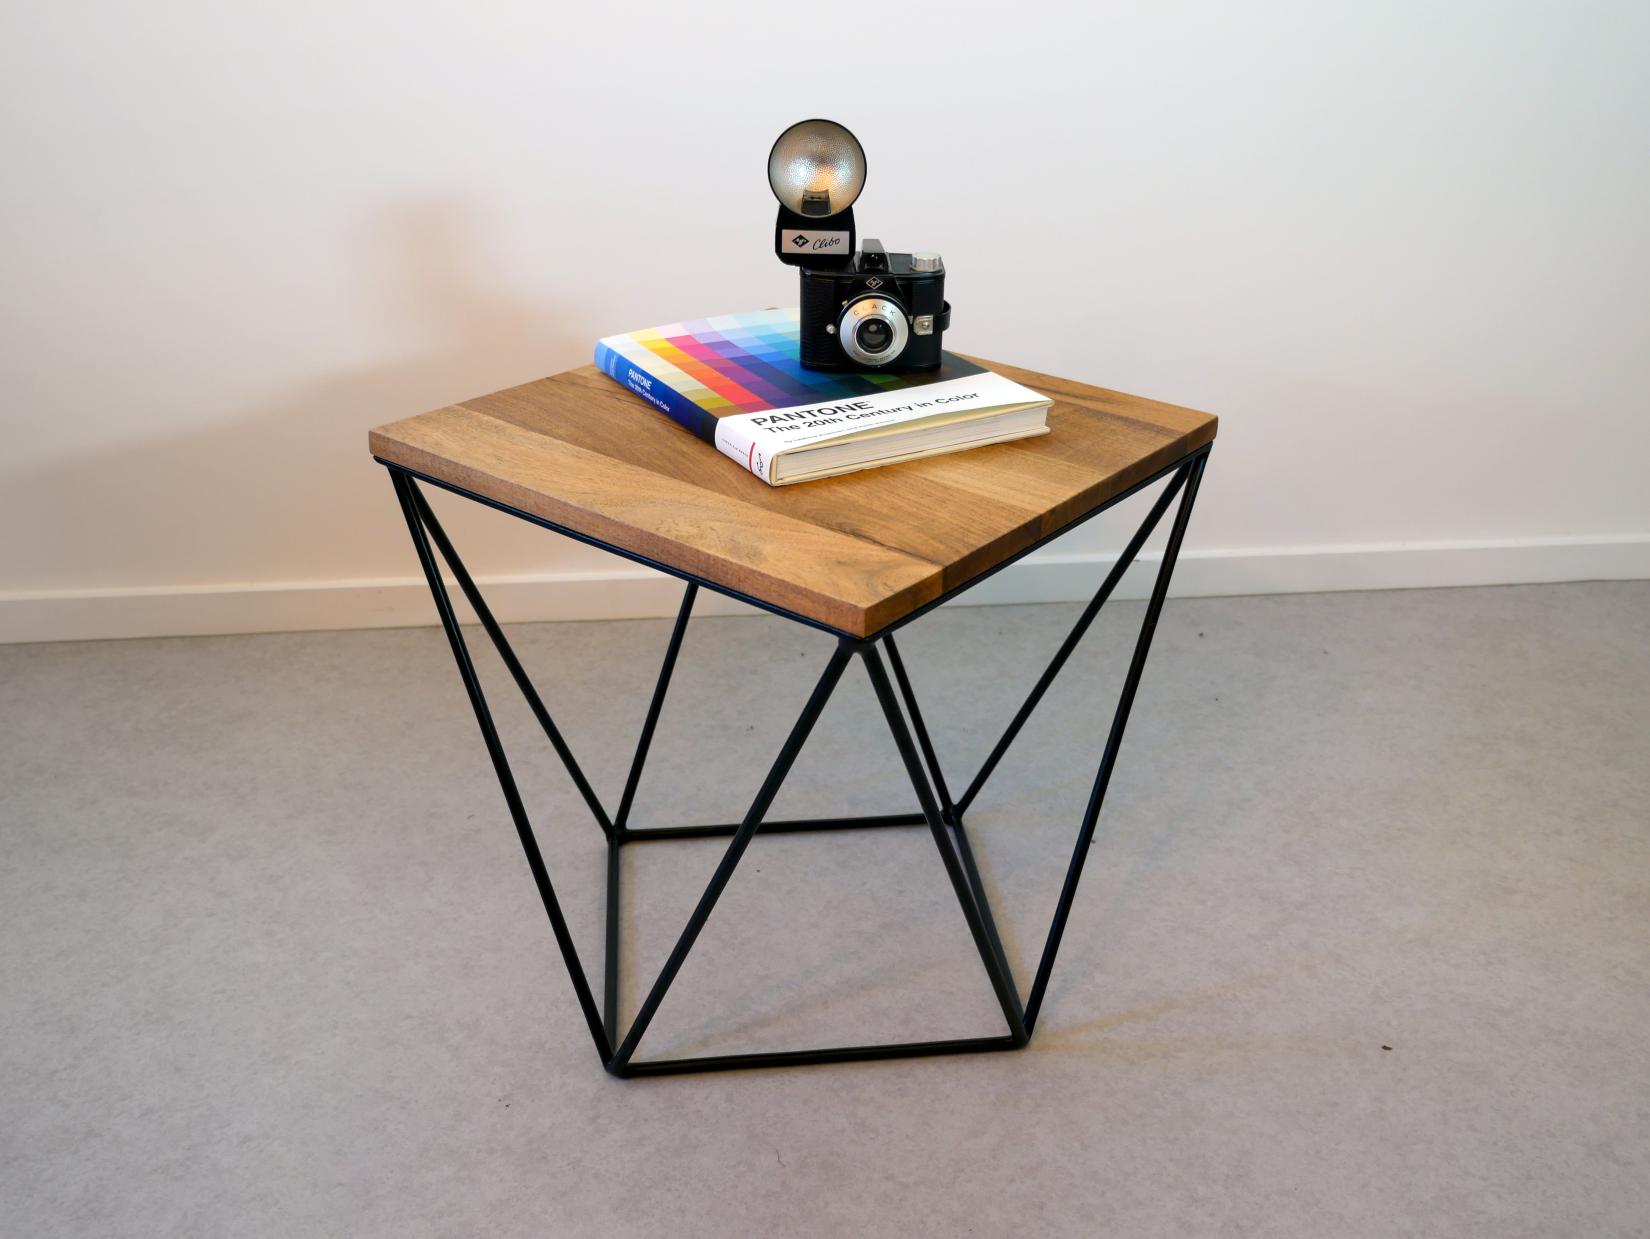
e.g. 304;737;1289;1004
3;1;1647;641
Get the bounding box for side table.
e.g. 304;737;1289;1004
370;355;1216;1077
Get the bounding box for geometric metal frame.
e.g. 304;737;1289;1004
382;443;1209;1076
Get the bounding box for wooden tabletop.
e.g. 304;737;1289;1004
369;358;1217;637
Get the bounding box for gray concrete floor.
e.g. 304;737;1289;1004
2;582;1647;1237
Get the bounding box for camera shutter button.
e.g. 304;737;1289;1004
911;252;941;272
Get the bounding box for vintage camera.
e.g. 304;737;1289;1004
797;239;948;371
769;119;951;372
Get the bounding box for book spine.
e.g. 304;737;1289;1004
593;339;721;446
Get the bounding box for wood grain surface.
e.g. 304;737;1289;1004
369;358;1217;636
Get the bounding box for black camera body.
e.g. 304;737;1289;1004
798;239;950;372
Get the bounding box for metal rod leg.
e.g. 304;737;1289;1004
391;470;612;1062
881;636;1019;1008
946;818;1014;991
1022;451;1208;1033
407;483;614;838
622;1034;1018;1076
623;812;927;842
861;646;1028;1043
613;583;697;832
957;464;1188;817
882;633;956;821
604;835;620;1045
609;643;856;1072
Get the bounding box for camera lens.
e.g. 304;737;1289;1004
838;296;909;367
856;318;894;354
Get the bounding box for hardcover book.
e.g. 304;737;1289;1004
594;308;1050;485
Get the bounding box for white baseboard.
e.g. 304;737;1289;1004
2;534;1647;644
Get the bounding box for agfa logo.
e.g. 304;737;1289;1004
791;234;808;247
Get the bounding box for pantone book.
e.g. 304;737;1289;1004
593;308;1050;485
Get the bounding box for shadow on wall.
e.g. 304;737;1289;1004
2;200;601;594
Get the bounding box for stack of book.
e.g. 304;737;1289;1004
595;308;1050;485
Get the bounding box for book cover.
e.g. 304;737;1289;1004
594;308;1047;484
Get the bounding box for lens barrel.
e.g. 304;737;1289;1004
838;296;910;367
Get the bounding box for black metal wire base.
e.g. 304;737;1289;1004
385;445;1209;1076
607;812;1020;1078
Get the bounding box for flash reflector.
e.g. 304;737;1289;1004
767;119;867;217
